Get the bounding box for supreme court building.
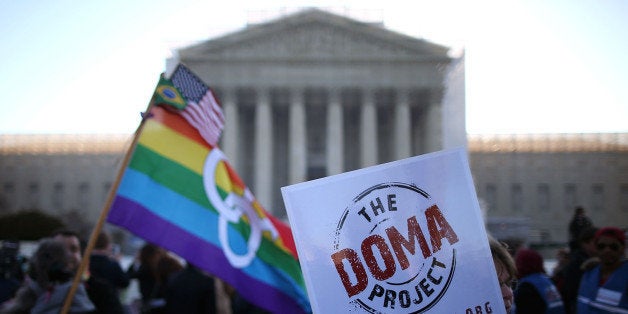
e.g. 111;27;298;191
170;8;466;215
2;9;626;246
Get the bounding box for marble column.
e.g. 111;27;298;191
254;89;273;209
289;88;307;184
424;89;443;153
394;89;412;160
221;88;239;171
360;90;377;167
326;89;343;175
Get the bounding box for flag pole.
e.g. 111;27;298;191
60;94;158;314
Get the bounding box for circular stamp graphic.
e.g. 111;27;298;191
330;183;459;313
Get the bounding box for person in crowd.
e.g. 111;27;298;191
52;229;124;314
51;230;83;274
89;231;129;295
514;248;564;313
127;243;184;314
155;254;183;290
550;248;569;293
568;206;593;251
231;291;271;314
164;262;216;314
147;253;183;313
560;226;598;313
127;243;165;312
0;238;95;313
576;226;628;313
489;237;517;313
0;240;26;305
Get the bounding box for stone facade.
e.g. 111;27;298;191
469;133;628;243
169;9;462;215
1;133;626;246
0;134;129;222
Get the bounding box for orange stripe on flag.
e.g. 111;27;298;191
149;106;212;149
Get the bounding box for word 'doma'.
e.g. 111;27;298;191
332;195;459;298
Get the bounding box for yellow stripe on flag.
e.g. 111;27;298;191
215;161;233;194
139;120;209;175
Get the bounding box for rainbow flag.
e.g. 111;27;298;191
107;64;311;313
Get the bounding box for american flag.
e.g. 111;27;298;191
170;64;225;147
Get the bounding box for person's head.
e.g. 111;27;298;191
30;239;73;288
94;231;111;251
594;226;626;267
489;237;516;313
51;229;82;272
574;206;585;216
139;243;164;270
515;248;545;278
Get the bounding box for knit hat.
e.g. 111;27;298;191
515;248;544;278
595;226;626;246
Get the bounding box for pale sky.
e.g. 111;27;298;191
1;0;626;135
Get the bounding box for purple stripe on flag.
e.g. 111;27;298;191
108;196;308;314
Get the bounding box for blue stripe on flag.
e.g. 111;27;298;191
108;196;310;313
114;168;308;301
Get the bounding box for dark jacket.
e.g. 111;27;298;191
164;265;216;314
89;254;129;291
515;273;565;314
560;249;591;313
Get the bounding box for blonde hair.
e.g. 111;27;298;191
488;237;516;279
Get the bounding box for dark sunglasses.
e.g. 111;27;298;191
596;242;620;251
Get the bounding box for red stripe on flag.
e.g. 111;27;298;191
179;90;225;147
184;101;222;140
206;91;225;125
181;110;220;146
268;214;299;260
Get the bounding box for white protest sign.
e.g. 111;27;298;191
282;148;505;313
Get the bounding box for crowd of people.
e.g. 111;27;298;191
0;205;625;313
0;230;267;314
491;206;627;314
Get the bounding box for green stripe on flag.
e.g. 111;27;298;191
129;144;305;286
129;144;218;209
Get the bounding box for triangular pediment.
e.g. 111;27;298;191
178;8;450;61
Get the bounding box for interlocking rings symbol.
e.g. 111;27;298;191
202;148;278;268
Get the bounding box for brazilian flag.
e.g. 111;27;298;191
152;76;187;110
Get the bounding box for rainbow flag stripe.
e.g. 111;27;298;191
108;104;310;313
